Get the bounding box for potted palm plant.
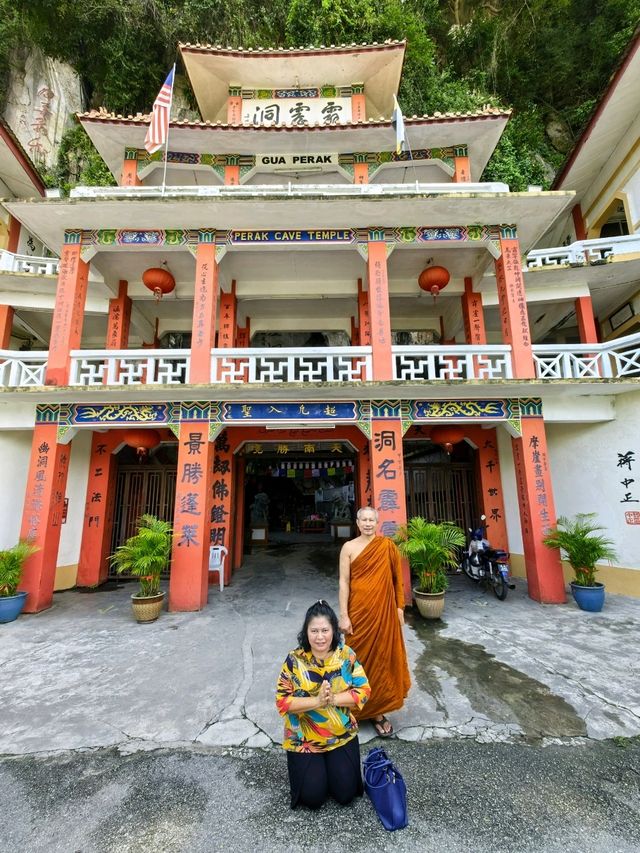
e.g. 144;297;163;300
394;517;466;619
0;541;38;623
543;513;617;612
110;514;172;623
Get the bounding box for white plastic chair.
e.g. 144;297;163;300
208;545;228;592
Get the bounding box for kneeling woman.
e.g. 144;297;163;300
275;600;371;809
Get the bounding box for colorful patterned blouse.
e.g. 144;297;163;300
276;643;371;753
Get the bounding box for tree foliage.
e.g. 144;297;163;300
2;0;639;189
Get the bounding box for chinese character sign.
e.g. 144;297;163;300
242;98;351;127
370;421;406;539
617;448;640;517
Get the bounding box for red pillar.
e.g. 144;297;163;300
572;204;587;241
512;417;566;604
0;305;14;348
106;280;132;348
210;430;234;584
190;241;219;383
461;277;487;346
219;284;237;352
227;92;242;124
225;165;240;185
19;424;72;612
354;163;369;184
169;422;214;610
575;295;599;343
494;237;535;378
351;89;366;122
45;243;89;386
453;155;471;183
120;158;141;187
370;418;410;603
7;215;20;253
367;242;393;380
77;431;119;586
357;442;372;509
473;428;509;552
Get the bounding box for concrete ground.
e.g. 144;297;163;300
1;542;640;851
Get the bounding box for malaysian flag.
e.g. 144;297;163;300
144;67;175;154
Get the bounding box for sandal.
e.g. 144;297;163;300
373;716;394;738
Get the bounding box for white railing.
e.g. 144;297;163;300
532;331;640;379
0;352;48;386
69;181;510;200
0;249;59;276
2;337;640;388
69;349;190;386
526;234;640;269
211;347;372;383
393;345;513;380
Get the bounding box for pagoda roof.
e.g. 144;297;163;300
552;26;640;197
0;118;46;198
78;108;510;181
179;40;406;121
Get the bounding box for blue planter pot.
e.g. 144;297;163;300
0;590;28;623
570;581;605;612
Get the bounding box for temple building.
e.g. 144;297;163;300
1;36;639;613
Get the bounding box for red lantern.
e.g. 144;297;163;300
142;264;175;301
430;426;465;455
122;428;161;461
418;265;450;300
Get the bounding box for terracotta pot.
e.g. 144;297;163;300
413;588;445;619
130;591;165;623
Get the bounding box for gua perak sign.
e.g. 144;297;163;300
243;98;352;127
257;153;339;169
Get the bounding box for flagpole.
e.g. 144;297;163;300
161;63;176;197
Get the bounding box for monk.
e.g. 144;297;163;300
338;506;410;737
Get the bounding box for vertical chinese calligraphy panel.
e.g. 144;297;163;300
46;244;89;386
367;242;393;381
191;242;219;383
210;430;234;584
475;428;509;552
77;432;119;586
494;238;535;378
370;419;410;602
19;424;72;612
511;417;565;603
169;422;213;610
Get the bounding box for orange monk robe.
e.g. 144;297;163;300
345;536;411;719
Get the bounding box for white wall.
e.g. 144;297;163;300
57;429;91;566
546;392;640;570
623;169;640;234
0;430;31;548
0;426;91;567
497;393;640;571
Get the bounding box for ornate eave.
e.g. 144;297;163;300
179;40;406;122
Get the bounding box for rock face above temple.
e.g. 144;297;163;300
3;46;84;171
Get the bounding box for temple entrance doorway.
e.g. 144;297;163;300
108;440;178;578
403;438;479;532
241;440;357;546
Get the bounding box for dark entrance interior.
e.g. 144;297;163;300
243;441;356;543
108;442;177;577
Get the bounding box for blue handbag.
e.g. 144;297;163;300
363;747;409;831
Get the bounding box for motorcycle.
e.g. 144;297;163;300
461;515;515;600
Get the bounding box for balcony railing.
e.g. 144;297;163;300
2;335;640;389
532;333;640;379
526;234;640;269
393;345;513;381
0;352;47;386
69;181;510;200
0;249;59;276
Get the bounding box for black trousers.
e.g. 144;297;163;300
286;736;363;810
